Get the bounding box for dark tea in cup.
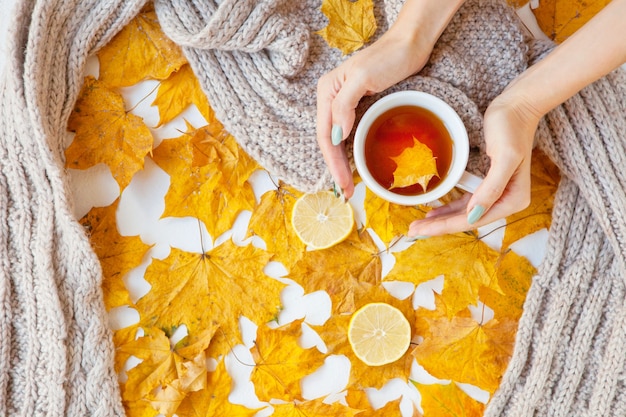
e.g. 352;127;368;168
354;91;479;206
363;105;453;196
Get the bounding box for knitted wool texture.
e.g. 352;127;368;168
1;0;625;416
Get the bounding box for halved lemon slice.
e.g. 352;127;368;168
348;302;412;366
291;191;354;250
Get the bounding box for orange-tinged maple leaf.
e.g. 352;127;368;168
533;0;610;42
386;233;503;318
135;242;283;357
251;320;328;402
175;360;260;417
316;0;377;55
414;382;485;417
151;125;258;238
66;76;154;191
363;186;428;244
413;316;517;393
97;10;187;87
390;136;439;191
502;149;560;249
247;182;306;268
113;324;142;374
271;399;361;417
289;228;382;296
151;64;214;127
79;198;152;310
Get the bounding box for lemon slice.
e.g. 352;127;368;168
348;302;412;366
291;191;354;250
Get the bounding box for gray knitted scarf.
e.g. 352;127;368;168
1;0;624;415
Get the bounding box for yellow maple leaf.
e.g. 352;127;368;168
247;182;306;269
386;233;503;318
151;64;214;127
79;198;153;310
363;184;429;244
414;382;485;417
390;136;439;191
251;320;328;402
533;0;610;42
66;76;154;191
151;124;258;238
413;316;517;393
345;390;410;416
271;399;361;417
175;360;260;417
316;0;377;55
97;10;187;87
479;249;536;321
135;242;284;357
502;149;560;249
121;326;216;415
289;228;382;296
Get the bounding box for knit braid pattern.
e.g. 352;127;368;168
485;55;626;416
0;0;146;415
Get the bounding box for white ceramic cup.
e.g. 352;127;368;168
353;91;482;206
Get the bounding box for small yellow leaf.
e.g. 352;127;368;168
414;382;485;417
97;10;187;87
390;136;439;191
151;64;214;127
316;0;377;55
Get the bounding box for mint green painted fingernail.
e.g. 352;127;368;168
467;205;485;225
407;235;429;242
331;124;343;146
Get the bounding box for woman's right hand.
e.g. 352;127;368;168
316;0;466;198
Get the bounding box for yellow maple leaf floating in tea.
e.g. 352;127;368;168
390;136;439;191
316;0;377;55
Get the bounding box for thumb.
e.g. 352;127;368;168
330;77;368;146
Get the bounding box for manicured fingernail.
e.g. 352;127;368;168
332;182;346;202
407;235;429;242
467;205;485;225
331;124;343;146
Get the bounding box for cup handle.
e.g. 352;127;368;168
456;171;483;193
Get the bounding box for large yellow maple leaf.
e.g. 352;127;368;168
247;182;306;269
80;198;152;310
250;320;328;402
316;0;377;55
151;124;258;239
66;76;154;191
289;228;382;296
135;242;283;358
386;233;503;318
97;10;187;88
413;316;517;393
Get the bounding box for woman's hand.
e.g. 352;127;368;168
316;0;466;198
408;90;541;237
